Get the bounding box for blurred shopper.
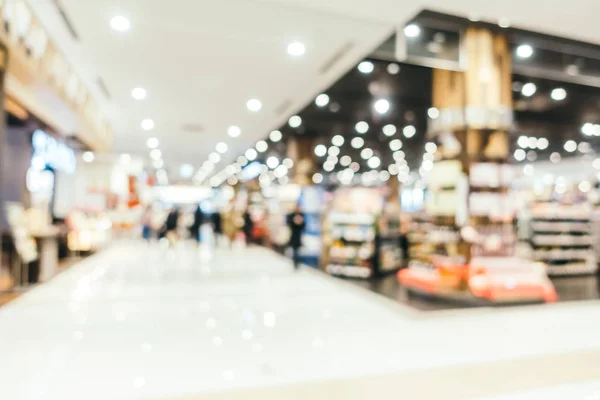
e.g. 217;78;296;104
222;207;239;248
164;207;180;247
141;206;153;241
212;211;223;246
243;210;254;245
286;204;306;270
190;204;205;245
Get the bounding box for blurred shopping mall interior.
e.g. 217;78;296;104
2;1;600;399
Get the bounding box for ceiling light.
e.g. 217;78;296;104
224;126;240;138
256;140;268;153
82;151;94;163
153;159;164;169
216;142;228;154
288;115;302;128
425;142;437;153
367;157;381;169
468;13;480;22
404;24;421;38
287;41;306;56
282;158;293;168
314;144;327;157
312;173;323;184
357;61;374;74
245;148;257;161
315;94;330;107
150;149;162;160
382;124;396;136
394;151;405;161
427;107;440;119
565;64;580;76
537;137;549;150
355;121;369;134
390;139;403;151
564;140;577;152
180;164;194;178
527;150;537;161
328;146;340;157
374;99;390;114
514;149;526;161
247;98;262;112
403;125;416;138
131;87;146;100
323;161;335;172
578;141;591;153
579;181;591;193
266;157;279;169
516;44;533;59
146;137;159;149
388;164;399;175
387;63;400;75
527;136;538;149
350;162;360;172
351;137;364;149
550;152;561;163
582;123;594;136
120;153;131;163
141;119;155;131
209;152;221;163
361;148;374;159
237;156;248;166
269;130;282;142
517;135;529;148
498;18;511;28
551;88;567;101
340;155;352;166
332;135;344;147
327;155;338;164
110;16;130;32
521;82;537;97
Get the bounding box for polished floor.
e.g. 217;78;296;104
1;241;600;399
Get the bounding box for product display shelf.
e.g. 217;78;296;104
518;204;598;276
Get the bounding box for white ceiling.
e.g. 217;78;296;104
26;0;600;172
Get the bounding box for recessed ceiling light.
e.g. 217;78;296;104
390;139;403;151
578;141;591;153
403;125;416;138
180;164;194;178
357;61;374;74
516;44;533;59
550;152;561;163
527;136;538;149
131;87;146;100
209;152;221;163
120;153;131;163
565;64;580;76
581;123;594;136
514;149;526;161
387;63;400;75
328;146;340;157
498;18;511;28
315;94;330;107
468;13;481;22
537;137;549;150
270;130;282;142
355;121;369;134
266;156;279;169
312;173;323;184
551;87;567;101
146;137;159;149
382;124;396;136
150;149;162;160
216;142;228;154
404;24;420;38
287;41;306;56
288;115;302;128
351;137;364;149
314;144;327;157
256;140;268;152
332;135;344;147
427;107;440;119
517;135;529;148
340;155;352;166
110;16;130;32
245;148;257;161
247;98;262;112
527;150;537;161
82;151;94;163
521;82;537;97
368;156;381;169
564;140;577;152
374;99;390;114
361;148;374;160
425;142;437;153
227;125;241;138
141;119;155;131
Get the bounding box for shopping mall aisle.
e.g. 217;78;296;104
1;242;600;400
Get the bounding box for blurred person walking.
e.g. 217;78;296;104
141;206;153;242
212;211;223;247
243;210;254;246
190;204;205;246
222;207;239;248
286;204;306;270
164;207;181;247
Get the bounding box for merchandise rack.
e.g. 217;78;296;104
518;204;598;276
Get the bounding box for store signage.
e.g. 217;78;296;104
32;129;76;174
